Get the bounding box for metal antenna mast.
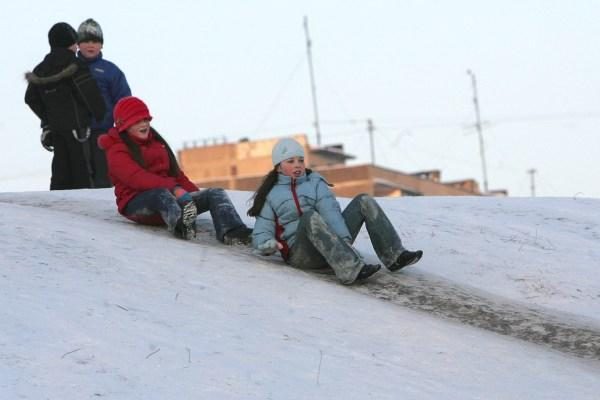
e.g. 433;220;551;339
527;168;537;197
467;69;489;194
303;16;322;146
367;118;375;164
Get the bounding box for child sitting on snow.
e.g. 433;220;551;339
99;96;252;244
248;137;422;285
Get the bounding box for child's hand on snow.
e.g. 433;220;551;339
254;239;282;256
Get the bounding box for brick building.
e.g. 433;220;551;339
178;134;506;197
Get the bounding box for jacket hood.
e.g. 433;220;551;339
24;63;78;85
24;48;80;85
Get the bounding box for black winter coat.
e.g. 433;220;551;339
25;48;106;134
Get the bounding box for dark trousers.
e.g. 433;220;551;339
288;194;406;283
342;193;406;266
124;188;246;241
90;129;112;188
50;131;93;190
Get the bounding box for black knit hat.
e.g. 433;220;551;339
77;18;103;44
48;22;78;48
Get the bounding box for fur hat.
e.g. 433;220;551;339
113;96;153;132
272;138;305;166
48;22;78;49
77;18;103;43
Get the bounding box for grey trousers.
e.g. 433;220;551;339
288;194;406;284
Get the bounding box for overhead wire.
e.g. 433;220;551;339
251;52;307;136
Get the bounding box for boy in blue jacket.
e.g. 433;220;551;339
248;138;423;285
77;18;132;188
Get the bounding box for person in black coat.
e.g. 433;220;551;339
25;22;106;190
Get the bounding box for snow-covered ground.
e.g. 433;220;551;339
1;189;599;399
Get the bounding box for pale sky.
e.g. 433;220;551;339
2;1;599;197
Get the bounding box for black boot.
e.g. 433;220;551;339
389;250;423;272
355;263;381;281
223;226;253;245
174;201;197;240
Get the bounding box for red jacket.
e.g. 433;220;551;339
98;127;198;215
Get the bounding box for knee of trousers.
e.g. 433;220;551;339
152;188;177;203
302;209;317;219
355;193;378;212
205;187;227;199
301;209;323;225
354;193;373;204
301;210;333;235
157;187;175;196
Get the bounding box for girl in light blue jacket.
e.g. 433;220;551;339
248;138;422;285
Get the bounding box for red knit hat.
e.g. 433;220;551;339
113;96;153;132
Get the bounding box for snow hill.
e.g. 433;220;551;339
1;189;599;399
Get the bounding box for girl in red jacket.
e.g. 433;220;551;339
98;96;252;243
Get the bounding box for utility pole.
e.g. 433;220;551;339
303;16;322;147
466;69;489;194
367;118;376;165
527;168;537;197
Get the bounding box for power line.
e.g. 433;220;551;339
492;111;600;125
252;53;306;135
321;111;600;132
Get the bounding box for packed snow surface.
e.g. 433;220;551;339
1;189;599;399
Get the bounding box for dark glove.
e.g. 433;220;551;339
40;127;53;152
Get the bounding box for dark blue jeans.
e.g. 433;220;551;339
124;188;246;241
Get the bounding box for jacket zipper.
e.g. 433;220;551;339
291;178;303;216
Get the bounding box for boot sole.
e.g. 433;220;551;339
180;202;197;239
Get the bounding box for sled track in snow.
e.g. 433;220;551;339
351;273;600;361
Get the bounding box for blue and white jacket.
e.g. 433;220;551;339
252;171;351;259
77;51;131;132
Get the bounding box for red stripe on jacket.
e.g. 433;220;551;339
275;178;304;260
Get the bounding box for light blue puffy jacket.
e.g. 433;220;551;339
252;171;351;258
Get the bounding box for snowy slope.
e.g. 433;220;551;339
1;189;599;399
